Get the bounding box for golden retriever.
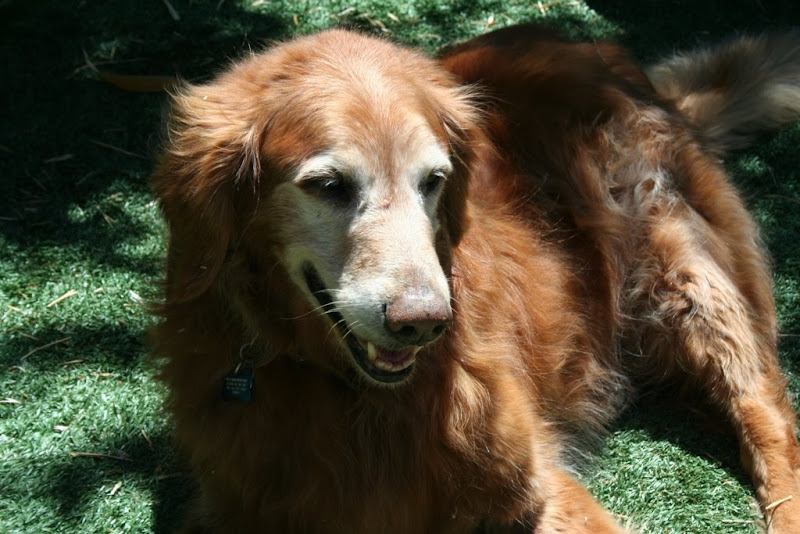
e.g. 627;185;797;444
150;25;800;533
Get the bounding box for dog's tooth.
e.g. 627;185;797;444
372;357;414;373
374;357;394;372
367;342;378;362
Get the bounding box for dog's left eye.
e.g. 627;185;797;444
300;171;356;206
420;171;446;197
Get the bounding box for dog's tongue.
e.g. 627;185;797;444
376;346;416;364
362;340;420;371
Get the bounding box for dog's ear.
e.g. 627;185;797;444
151;81;265;304
435;86;482;245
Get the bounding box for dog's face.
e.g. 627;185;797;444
272;125;455;384
153;30;478;386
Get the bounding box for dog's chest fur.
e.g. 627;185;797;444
184;355;543;532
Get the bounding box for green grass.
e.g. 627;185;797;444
1;1;799;532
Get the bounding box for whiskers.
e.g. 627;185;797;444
281;289;365;350
280;295;358;321
333;319;363;353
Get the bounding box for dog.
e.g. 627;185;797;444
150;25;800;533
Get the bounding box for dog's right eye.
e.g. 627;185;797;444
299;171;356;206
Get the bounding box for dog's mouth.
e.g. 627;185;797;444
303;264;417;384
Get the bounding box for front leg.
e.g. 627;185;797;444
486;469;627;534
532;470;627;534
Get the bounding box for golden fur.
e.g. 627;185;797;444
151;25;800;533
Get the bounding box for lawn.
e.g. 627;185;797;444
1;1;799;532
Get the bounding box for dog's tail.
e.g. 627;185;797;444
646;32;800;154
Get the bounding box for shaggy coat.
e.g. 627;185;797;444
151;25;800;533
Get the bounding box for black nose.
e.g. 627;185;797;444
384;287;452;345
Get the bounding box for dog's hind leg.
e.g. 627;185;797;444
628;198;800;533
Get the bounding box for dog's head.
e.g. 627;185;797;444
152;30;480;386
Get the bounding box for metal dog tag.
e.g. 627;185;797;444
222;360;254;403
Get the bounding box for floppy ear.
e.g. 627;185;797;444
436;85;482;246
151;81;264;304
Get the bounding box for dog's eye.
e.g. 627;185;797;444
300;171;355;206
420;170;446;197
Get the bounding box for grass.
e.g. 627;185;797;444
1;1;799;532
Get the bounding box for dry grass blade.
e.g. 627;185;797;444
155;472;190;481
98;72;177;93
763;194;800;206
69;451;132;462
89;139;147;159
46;289;78;308
141;428;154;450
765;494;793;511
21;337;71;360
161;0;180;21
43;154;74;164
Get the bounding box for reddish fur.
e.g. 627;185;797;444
151;26;800;533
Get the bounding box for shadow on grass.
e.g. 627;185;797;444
731;125;800;381
615;392;752;486
1;179;165;282
0;0;288;276
14;427;194;534
1;323;190;532
60;432;194;534
587;0;800;60
1;322;149;370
